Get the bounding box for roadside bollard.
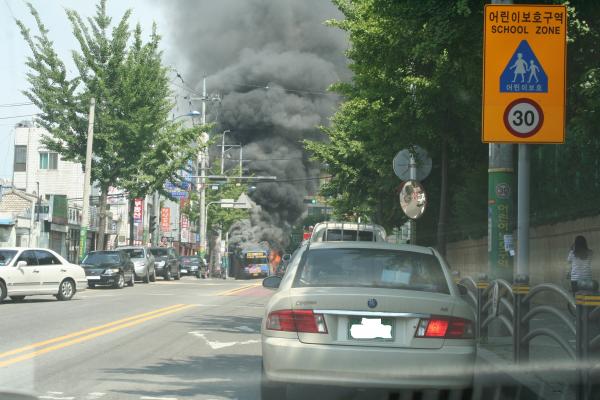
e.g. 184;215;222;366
477;274;489;343
513;274;530;364
575;279;599;400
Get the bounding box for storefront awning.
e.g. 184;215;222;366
0;218;15;226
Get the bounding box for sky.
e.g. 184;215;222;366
0;0;170;181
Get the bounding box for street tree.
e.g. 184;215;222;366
17;0;203;249
306;0;485;253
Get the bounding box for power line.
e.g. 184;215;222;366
169;75;334;98
0;113;39;120
254;175;333;184
3;0;15;19
0;102;35;108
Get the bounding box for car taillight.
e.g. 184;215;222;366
266;309;328;333
415;317;473;339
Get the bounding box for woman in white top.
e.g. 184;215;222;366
567;235;593;293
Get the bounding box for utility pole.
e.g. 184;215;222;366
409;153;417;245
488;0;514;282
220;130;230;175
199;76;207;258
79;98;95;262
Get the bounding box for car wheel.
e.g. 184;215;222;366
143;268;150;283
261;364;287;400
174;268;181;280
164;268;172;281
113;273;125;289
88;282;96;289
127;273;135;287
150;269;157;282
10;296;26;302
57;279;75;301
0;281;6;303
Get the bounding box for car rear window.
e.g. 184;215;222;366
150;248;168;256
121;249;144;258
294;248;450;294
324;229;374;241
83;252;120;264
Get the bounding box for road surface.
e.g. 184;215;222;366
0;277;270;400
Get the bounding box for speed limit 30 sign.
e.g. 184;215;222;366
503;98;543;138
482;5;566;143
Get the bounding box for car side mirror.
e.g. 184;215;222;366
263;275;282;290
16;260;27;268
457;283;468;296
282;254;291;262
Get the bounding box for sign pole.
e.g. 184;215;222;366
79;98;95;262
486;0;514;282
516;144;530;277
409;153;417;245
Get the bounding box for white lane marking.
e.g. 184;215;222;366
47;393;64;395
189;331;260;350
39;396;74;400
140;397;178;400
235;325;256;332
86;393;106;399
195;378;232;383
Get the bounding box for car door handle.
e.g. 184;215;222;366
33;269;40;273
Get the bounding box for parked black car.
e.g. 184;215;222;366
179;255;208;278
150;247;180;280
81;250;135;289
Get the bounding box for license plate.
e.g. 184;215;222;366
348;317;394;340
180;269;188;274
87;276;101;280
252;273;259;277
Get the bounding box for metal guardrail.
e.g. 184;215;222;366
457;274;600;400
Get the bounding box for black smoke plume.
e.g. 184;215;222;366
162;0;348;247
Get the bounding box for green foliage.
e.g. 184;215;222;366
309;0;600;246
17;0;204;199
307;0;486;245
202;164;250;234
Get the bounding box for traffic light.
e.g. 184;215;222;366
149;215;157;234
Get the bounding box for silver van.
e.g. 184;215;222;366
116;246;156;283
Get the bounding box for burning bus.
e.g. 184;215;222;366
229;244;283;279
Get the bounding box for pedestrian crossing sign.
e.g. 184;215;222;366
482;4;566;143
500;40;547;93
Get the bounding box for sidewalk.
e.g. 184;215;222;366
477;318;577;400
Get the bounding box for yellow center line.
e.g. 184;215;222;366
0;304;195;368
0;303;186;361
217;282;262;296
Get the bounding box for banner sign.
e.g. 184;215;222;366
160;208;170;232
133;198;144;224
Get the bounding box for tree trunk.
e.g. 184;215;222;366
97;188;108;250
129;198;135;245
437;139;449;256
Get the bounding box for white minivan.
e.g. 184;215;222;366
0;247;87;302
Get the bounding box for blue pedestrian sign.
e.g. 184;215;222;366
500;40;547;93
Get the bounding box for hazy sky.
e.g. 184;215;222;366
0;0;170;180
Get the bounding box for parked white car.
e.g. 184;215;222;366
0;247;87;302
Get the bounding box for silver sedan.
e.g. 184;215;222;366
261;242;476;399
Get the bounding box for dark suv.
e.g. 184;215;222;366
149;247;181;281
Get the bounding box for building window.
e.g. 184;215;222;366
14;145;27;172
39;152;58;170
